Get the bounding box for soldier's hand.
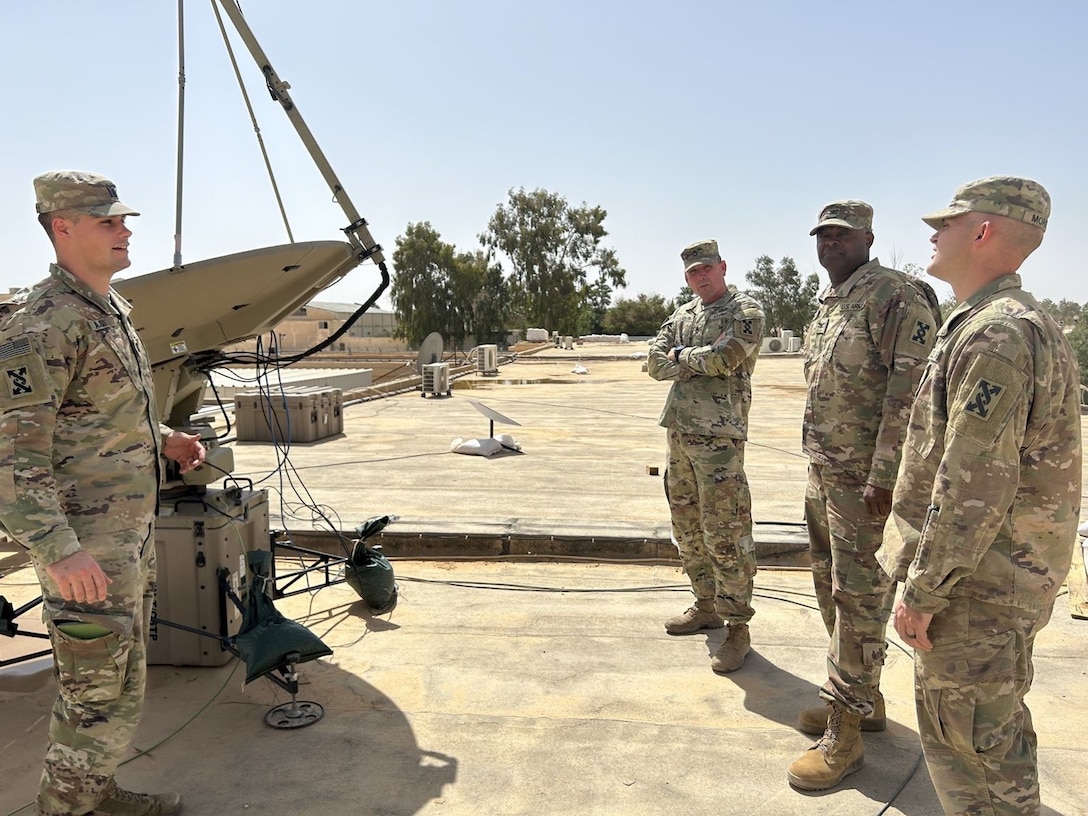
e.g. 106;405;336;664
45;551;112;604
863;484;892;517
892;600;933;651
163;430;207;474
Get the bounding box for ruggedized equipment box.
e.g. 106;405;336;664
148;489;269;666
234;387;343;443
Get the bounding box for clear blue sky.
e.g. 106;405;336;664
2;1;1085;313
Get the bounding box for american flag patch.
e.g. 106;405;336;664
0;336;30;362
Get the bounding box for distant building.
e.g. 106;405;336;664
225;300;400;355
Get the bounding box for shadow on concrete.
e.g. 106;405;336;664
0;634;455;816
704;639;822;729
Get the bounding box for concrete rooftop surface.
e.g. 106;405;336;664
2;347;1087;816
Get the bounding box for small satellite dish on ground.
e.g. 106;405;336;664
416;332;444;374
468;399;521;438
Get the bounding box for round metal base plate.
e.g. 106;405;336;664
264;700;324;729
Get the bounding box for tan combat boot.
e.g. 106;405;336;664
787;703;864;790
665;602;724;635
95;780;182;815
710;622;750;673
797;689;886;735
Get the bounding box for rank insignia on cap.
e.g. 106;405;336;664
965;379;1003;419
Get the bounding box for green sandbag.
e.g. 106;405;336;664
344;542;398;613
233;550;332;685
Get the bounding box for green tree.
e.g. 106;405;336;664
887;247;926;279
480;187;626;334
390;222;500;350
674;284;694;307
390;222;455;346
900;262;926;278
581;279;614;335
1039;297;1085;328
1067;319;1088;401
743;256;820;335
460;249;510;347
603;293;673;336
938;294;958;320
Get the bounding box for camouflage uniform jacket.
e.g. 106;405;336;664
0;264;165;567
878;274;1082;615
803;258;942;487
647;289;764;439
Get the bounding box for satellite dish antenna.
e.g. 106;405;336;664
468;400;521;438
416;332;445;374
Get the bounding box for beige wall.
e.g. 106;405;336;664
224;305;401;355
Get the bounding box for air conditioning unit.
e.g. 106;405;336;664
761;337;784;353
476;344;499;375
421;362;450;397
780;329;794;343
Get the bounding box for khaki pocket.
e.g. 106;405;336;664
50;624;130;704
919;630;1019;754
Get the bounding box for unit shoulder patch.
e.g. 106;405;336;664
964;378;1004;419
949;353;1026;449
734;316;758;341
907;309;935;349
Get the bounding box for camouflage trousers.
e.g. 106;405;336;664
32;525;156;816
666;429;756;623
915;597;1049;816
804;463;895;718
1067;536;1088;619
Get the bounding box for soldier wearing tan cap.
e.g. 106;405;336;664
877;176;1081;816
787;201;941;791
1;171;205;816
648;239;765;674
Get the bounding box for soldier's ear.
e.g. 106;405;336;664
51;214;73;239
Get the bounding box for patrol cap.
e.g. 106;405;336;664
921;175;1049;232
33;170;140;217
681;239;721;273
809;200;873;235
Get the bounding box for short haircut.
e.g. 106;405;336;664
1000;217;1045;261
38;209;82;244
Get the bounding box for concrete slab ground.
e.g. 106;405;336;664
226;347;815;561
2;348;1087;815
2;562;1085;816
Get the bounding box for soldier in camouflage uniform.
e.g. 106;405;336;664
648;239;764;674
1068;532;1088;619
788;202;942;791
0;171;206;816
877;176;1081;816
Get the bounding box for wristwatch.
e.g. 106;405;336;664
672;345;685;361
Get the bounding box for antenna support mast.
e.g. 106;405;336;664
213;0;386;267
